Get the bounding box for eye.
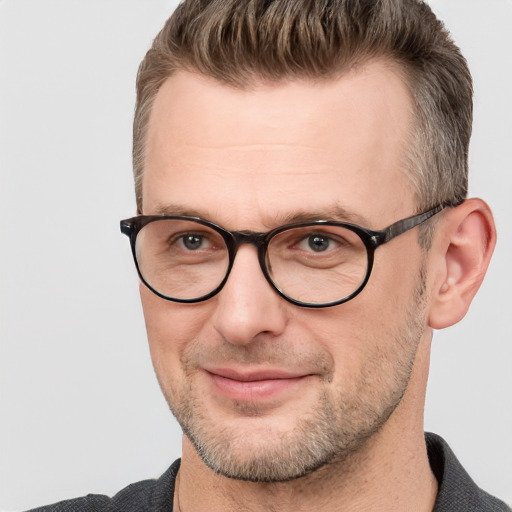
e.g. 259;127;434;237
181;234;205;250
271;227;353;257
166;231;216;253
307;234;331;252
295;232;342;254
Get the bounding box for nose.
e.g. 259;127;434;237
210;245;288;345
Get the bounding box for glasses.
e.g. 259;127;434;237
120;203;448;308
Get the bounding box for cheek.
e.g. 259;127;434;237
139;285;210;375
290;258;422;373
367;239;423;303
288;307;374;381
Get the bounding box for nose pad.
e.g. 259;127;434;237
210;245;287;345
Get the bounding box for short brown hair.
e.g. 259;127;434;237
133;0;472;219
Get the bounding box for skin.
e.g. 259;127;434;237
139;62;496;511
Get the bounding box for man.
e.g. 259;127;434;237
28;0;509;510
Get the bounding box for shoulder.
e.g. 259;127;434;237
426;433;510;512
25;460;180;512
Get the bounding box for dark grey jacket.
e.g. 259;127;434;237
27;433;510;511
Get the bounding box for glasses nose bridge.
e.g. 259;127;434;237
229;229;268;255
228;229;269;274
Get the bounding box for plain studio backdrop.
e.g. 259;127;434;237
1;1;511;510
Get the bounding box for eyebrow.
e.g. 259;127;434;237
278;207;370;227
151;204;206;217
148;203;372;229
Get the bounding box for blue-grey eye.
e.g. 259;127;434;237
182;234;203;250
308;235;330;252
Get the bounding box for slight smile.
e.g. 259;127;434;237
204;368;313;402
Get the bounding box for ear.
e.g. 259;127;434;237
428;198;496;329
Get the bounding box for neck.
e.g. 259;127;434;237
175;340;438;512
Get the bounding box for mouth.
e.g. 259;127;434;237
203;367;312;402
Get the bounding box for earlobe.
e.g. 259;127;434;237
428;198;496;330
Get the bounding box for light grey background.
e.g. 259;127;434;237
1;1;511;510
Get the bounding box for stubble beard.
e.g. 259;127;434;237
158;271;428;483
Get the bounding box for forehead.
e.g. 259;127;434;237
143;63;415;228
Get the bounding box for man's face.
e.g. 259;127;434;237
140;63;431;481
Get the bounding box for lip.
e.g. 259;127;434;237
204;367;311;402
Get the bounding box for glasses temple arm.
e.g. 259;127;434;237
378;200;461;244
